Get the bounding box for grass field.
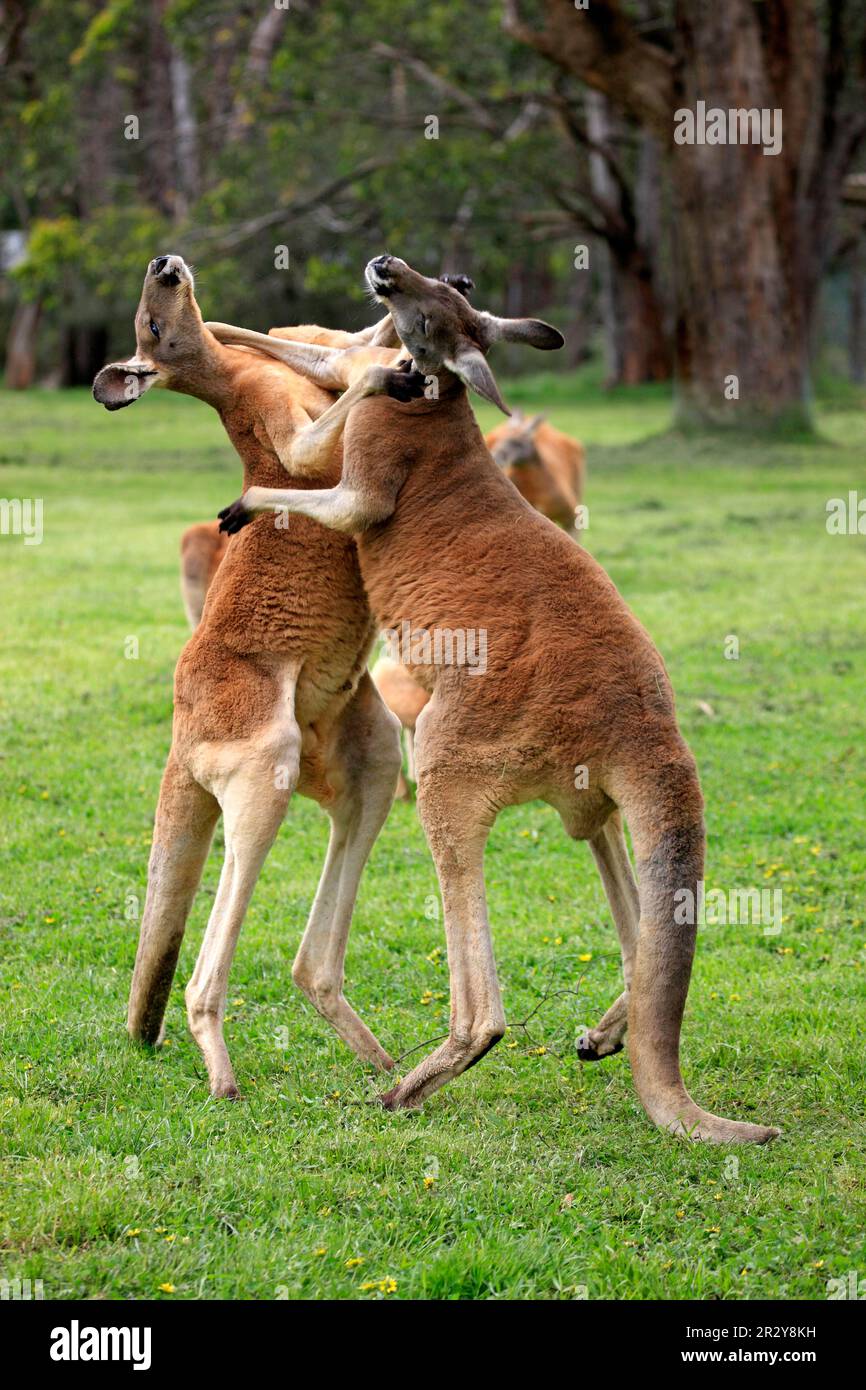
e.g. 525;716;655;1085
1;372;864;1301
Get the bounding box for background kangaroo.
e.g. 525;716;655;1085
486;411;585;532
217;255;779;1145
92;254;424;1099
180;521;228;629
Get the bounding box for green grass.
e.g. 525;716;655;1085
1;375;865;1301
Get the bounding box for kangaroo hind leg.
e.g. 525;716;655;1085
621;752;780;1144
128;759;220;1047
186;703;301;1099
577;810;640;1063
293;672;401;1070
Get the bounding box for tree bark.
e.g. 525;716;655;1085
564;264;595;368
4;300;41;389
169;48;199;220
849;234;866;385
60;325;109;388
585;91;669;384
229;6;290;142
667;1;812;427
505;0;854;429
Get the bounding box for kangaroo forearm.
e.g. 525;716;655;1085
269;340;352;390
243;484;385;533
279;375;372;476
352;315;400;348
206;322;353;391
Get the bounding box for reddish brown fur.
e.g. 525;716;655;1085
485;416;585;530
349;389;665;820
370;654;429;798
225;255;779;1142
346;389;776;1138
180;520;229;628
371;656;430;729
94;256;406;1098
169;356;375;774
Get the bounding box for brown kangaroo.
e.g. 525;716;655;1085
180;521;228;629
370;655;429;799
217;255;779;1144
485;412;585;532
372;410;586;791
176;276;473;630
92;254;427;1099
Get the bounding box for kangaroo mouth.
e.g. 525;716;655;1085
366;272;393;295
150;255;190;289
365;256;394;296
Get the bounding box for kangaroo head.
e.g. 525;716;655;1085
490;412;546;468
93;255;211;409
365;255;563;415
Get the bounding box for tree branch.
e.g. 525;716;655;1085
372;41;500;135
189;157;390;252
503;0;674;140
545;88;635;219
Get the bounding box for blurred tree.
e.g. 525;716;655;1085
3;0;863;415
1;0;612;382
839;175;866;383
506;0;866;429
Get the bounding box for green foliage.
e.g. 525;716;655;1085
69;0;142;69
1;1;582;371
14;207;167;323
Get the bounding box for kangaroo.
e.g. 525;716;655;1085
216;255;779;1144
180;521;228;629
176;276;473;630
370;654;429;799
485;411;585;532
92;253;427;1099
371;410;585;790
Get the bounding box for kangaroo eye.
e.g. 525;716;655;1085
418;315;429;337
149;320;161;340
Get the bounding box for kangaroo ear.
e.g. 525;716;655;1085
445;347;510;416
480;313;564;351
526;413;546;434
439;272;475;301
92;360;159;411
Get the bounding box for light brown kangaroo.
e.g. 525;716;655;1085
180;521;228;629
370;654;429;799
92;254;428;1099
485;412;585;532
217;255;780;1144
175;276;470;629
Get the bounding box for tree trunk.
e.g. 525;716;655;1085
564;261;595;368
668;2;811;429
849;235;865;385
440;189;476;278
4;300;41;389
229;6;289;142
585;90;622;382
586;91;670;385
614;246;670;384
169;48;199;220
60;325;109;387
506;0;830;430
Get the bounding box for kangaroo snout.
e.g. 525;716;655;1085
366;254;398;292
150;254;191;288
